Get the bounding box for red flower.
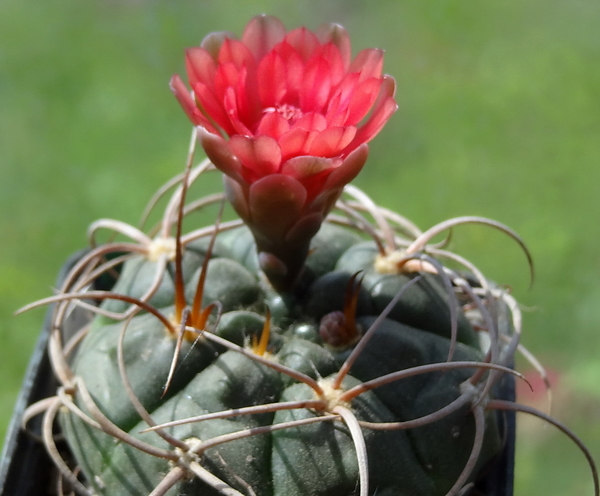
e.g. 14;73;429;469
171;15;397;289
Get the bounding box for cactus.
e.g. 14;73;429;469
19;14;598;496
27;169;514;496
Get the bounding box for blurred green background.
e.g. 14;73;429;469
1;0;598;494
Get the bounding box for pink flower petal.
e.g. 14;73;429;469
185;48;217;89
214;62;243;100
349;96;397;147
345;77;383;125
322;143;369;191
201;31;235;60
242;15;286;60
349;48;384;82
284;27;320;61
223;87;252;135
279;127;313;159
230;135;282;177
198;128;245;184
300;57;332;112
169;75;214;131
280;156;332;180
308;126;357;157
257;50;289;108
345;76;397;149
316;23;351;70
321;93;349;128
371;74;397;116
314;43;345;86
257;111;290;139
218;38;255;69
276;42;304;99
293;112;327;132
192;81;235;135
325;72;360;123
229;66;261;130
211;49;259;126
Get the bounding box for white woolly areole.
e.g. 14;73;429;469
317;378;351;412
148;237;177;262
172;437;203;476
374;250;407;274
374;250;437;275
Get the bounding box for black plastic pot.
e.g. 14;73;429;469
0;250;89;496
0;252;515;496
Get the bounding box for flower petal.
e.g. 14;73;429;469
293;112;327;132
277;42;305;99
223;64;260;130
371;74;397;117
350;96;397;146
300;57;332;112
345;77;384;125
185;47;217;88
223;175;250;220
257;110;290;139
257;49;290;107
213;41;261;125
169;75;214;131
214;62;243;99
223;87;253;135
325;72;360;124
192;81;235;135
316;23;351;70
280;156;332;180
349;48;384;82
285;212;323;244
248;174;307;242
308;126;357;157
201;31;235;60
322;143;369;191
314;43;345;86
281;156;343;201
345;76;397;150
242;15;286;60
309;187;343;221
279;127;313;159
198;128;244;184
218;38;255;69
284;27;320;61
230;135;282;177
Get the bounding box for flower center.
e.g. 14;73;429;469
265;103;304;124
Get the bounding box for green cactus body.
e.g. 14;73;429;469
61;223;503;496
